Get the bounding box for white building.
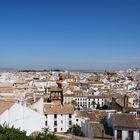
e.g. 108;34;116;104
64;94;108;109
74;110;113;139
0;100;46;135
44;103;74;133
108;113;140;140
30;97;44;114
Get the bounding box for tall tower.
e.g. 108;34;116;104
48;82;63;105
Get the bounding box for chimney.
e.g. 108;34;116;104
45;87;47;94
124;95;128;108
33;93;36;102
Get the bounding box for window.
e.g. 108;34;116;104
133;103;134;105
61;128;63;131
69;114;72;118
61;120;63;123
76;119;79;122
61;114;63;116
54;121;57;126
69;121;72;125
45;121;47;126
117;130;122;139
54;114;57;119
54;128;57;132
128;131;133;140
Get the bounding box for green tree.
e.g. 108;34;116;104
71;100;76;106
0;124;60;140
91;100;96;109
67;124;84;136
0;123;28;140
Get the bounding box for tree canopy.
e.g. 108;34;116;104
0;124;60;140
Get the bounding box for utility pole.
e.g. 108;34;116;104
102;129;104;140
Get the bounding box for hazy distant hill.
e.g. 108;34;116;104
0;68;18;72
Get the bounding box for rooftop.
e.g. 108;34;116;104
44;103;74;114
0;100;14;115
113;113;139;129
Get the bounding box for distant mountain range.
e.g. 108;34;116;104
0;67;105;73
1;67;138;73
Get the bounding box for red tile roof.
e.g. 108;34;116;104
113;113;139;129
0;100;14;115
44;104;74;114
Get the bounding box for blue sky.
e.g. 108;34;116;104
0;0;140;70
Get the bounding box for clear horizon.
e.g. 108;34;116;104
0;0;140;70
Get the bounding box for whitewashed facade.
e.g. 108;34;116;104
0;103;46;135
64;95;106;109
45;113;74;133
107;113;140;140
